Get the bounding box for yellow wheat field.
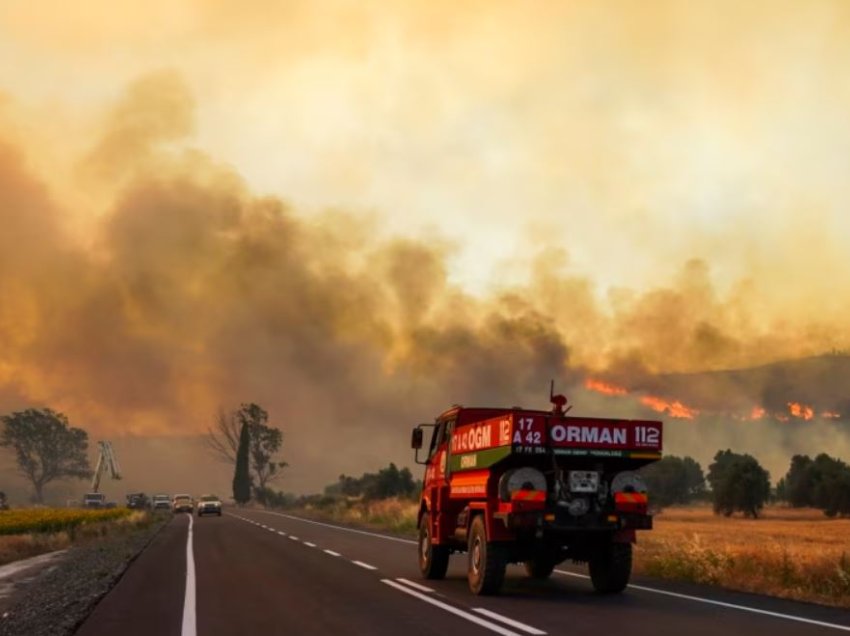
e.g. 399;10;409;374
635;506;850;607
0;508;132;535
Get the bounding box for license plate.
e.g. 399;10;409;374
569;471;599;493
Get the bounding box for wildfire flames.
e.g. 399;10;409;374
584;378;839;422
638;396;699;420
584;378;698;419
583;379;628;396
787;402;814;420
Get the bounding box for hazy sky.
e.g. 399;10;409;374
1;2;850;493
3;1;850;296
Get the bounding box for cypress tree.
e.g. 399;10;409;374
233;422;252;504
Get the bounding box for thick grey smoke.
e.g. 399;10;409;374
0;73;847;499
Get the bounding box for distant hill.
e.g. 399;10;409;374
639;354;850;416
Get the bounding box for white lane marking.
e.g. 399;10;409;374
181;514;196;636
381;579;521;636
278;531;287;536
252;510;416;545
352;560;378;570
473;608;546;635
323;549;341;557
395;578;435;593
556;570;850;632
304;542;317;548
289;535;300;541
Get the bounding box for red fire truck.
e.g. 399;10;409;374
410;388;662;595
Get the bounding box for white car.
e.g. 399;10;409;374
152;494;171;510
197;494;222;517
172;494;194;513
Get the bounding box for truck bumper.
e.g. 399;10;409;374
499;507;653;534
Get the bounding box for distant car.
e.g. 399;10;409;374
172;494;193;513
196;495;222;517
126;493;150;509
152;494;171;510
83;493;106;509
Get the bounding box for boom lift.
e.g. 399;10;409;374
83;441;122;508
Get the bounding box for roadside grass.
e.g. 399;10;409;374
635;506;850;608
0;508;160;567
298;497;419;535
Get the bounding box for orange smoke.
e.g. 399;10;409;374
584;378;628;396
639;395;699;419
787;402;814;420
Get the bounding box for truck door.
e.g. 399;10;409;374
424;418;454;543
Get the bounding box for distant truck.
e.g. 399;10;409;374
152;494;171;510
83;493;107;509
126;493;150;509
410;387;662;595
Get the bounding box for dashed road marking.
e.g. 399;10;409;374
352;560;377;571
395;578;434;593
381;579;524;636
304;542;316;548
289;535;300;541
473;608;546;635
323;549;341;557
252;510;417;545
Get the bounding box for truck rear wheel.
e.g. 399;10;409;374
467;515;507;595
524;557;556;579
589;541;632;593
419;512;449;579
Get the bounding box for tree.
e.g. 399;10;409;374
781;454;816;507
0;408;92;503
780;453;850;517
232;422;252;505
205;408;240;464
707;449;770;518
327;463;419;500
207;403;287;491
236;404;287;491
641;455;706;507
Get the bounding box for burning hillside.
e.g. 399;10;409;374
584;354;850;423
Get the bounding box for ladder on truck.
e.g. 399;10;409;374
91;441;122;493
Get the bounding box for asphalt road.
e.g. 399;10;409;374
77;510;850;636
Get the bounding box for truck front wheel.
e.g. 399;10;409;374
467;515;507;595
589;541;632;593
418;512;449;579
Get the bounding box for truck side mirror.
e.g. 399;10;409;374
411;427;424;450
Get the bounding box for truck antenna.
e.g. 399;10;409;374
549;379;571;414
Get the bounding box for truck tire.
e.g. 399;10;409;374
524;557;556;579
419;512;449;579
467;515;507;595
589;541;632;593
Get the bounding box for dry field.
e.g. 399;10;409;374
635;505;850;607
